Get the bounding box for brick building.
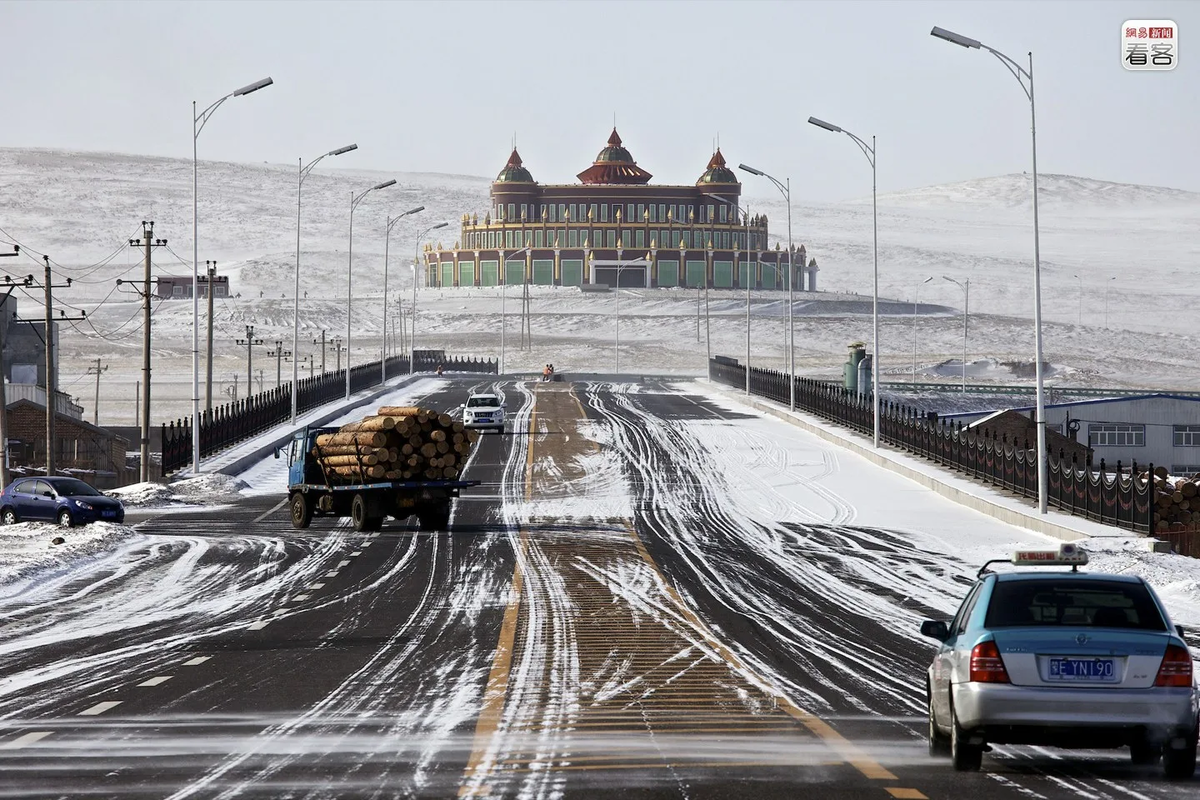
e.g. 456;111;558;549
424;129;821;291
5;399;130;488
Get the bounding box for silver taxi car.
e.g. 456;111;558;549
921;543;1198;778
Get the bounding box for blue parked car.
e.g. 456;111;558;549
0;477;125;527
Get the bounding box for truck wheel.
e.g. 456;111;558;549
290;493;313;529
351;494;371;532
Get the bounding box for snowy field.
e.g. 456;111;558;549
1;147;1198;428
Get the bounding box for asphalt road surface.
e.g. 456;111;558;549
0;377;1195;799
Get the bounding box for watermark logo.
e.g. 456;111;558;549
1123;20;1177;70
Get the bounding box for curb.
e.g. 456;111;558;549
705;382;1104;544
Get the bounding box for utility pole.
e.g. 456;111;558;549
267;341;292;387
123;222;166;482
333;336;344;373
135;380;140;426
0;260;32;489
205;261;217;414
21;258;85;477
312;329;327;373
235;324;265;397
256;368;264;395
225;374;239;403
86;358;108;425
521;281;532;349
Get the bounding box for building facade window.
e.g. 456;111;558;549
600;204;608;222
589;203;597;221
1088;423;1145;447
1174;425;1200;447
535;230;544;248
507;203;515;220
520;204;527;221
606;230;616;248
635;230;644;248
1172;464;1200;476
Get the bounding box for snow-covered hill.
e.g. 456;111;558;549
876;172;1200;211
1;147;1197;425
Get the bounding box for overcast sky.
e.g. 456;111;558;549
2;0;1195;201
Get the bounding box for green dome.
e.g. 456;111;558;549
495;148;534;183
696;149;739;185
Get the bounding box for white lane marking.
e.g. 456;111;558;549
293;594;310;601
248;621;269;631
325;571;340;578
307;583;325;590
337;559;351;567
350;551;362;556
253;497;289;523
137;676;173;687
79;701;122;716
0;731;53;749
182;657;210;666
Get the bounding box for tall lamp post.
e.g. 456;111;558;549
345;180;397;399
191;76;273;473
738;164;794;411
411;222;448;369
912;275;933;381
709;195;753;394
943;276;970;392
1071;273;1083;326
1104;276;1117;328
931;25;1047;513
382;205;425;383
499;245;532;374
808;116;880;448
293;143;358;423
611;246;651;374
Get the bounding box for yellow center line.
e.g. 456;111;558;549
623;522;897;781
458;385;536;796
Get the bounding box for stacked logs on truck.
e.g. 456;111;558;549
312;405;479;483
1148;466;1200;533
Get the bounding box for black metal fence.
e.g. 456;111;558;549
710;358;1155;535
161;353;497;475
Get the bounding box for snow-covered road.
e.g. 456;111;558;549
1;377;1198;799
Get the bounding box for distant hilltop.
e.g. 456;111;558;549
876;173;1200;210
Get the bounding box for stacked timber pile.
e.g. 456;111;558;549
1149;466;1200;532
313;405;479;483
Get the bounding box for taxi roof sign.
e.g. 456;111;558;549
978;543;1088;577
1011;543;1088;567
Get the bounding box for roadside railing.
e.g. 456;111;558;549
710;358;1156;537
161;354;497;475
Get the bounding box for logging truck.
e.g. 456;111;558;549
285;425;480;532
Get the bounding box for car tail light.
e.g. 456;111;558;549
969;641;1010;683
1155;644;1194;687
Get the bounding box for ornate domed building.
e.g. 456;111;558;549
423;129;818;291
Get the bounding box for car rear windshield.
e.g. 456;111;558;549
467;398;498;408
52;479;102;497
985;578;1166;631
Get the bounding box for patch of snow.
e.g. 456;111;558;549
108;474;248;508
0;522;139;589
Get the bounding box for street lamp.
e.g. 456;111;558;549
411;222;448;369
913;276;933;381
809;115;880;448
943;276;970;392
383;205;425;383
738;164;794;411
1071;274;1083;326
611;245;651;374
709;195;754;394
931;24;1048;513
346;179;397;398
1104;276;1118;328
500;245;532;374
293;143;357;423
191;76;273;473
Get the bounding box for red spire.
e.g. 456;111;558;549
506;148;523;168
607;128;622;146
706;148;727;169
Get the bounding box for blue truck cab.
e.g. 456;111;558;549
285;425;480;532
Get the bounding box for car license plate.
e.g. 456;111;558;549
477;417;491;423
102;511;116;518
1048;657;1117;682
